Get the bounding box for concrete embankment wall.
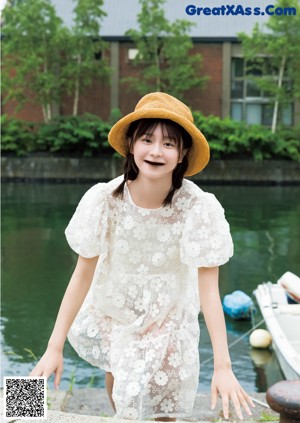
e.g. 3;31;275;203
0;388;278;422
1;156;300;184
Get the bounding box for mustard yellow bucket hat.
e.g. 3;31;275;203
108;92;210;176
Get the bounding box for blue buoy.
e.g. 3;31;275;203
223;290;254;320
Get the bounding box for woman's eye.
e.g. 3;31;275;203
142;138;152;143
165;142;176;148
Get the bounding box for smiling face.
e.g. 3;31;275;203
112;119;192;206
132;123;182;181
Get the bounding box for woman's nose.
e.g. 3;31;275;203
150;142;163;156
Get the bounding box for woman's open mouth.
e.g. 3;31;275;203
144;160;164;166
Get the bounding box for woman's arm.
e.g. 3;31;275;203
29;255;98;389
198;266;254;420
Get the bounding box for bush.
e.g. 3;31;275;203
1;114;36;156
36;114;111;157
1;112;299;161
273;126;300;161
193;112;300;162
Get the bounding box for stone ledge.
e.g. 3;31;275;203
0;389;278;422
1;157;300;184
0;410;271;423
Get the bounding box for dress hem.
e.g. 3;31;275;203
114;411;194;420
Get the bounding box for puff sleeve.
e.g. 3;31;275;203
180;193;234;268
65;183;108;258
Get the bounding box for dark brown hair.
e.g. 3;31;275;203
112;118;192;206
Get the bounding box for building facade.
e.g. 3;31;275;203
3;0;299;125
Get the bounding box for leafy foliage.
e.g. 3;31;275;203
2;0;110;121
124;0;208;100
238;0;300;133
36;114;111;157
193;112;300;162
2;0;67;122
1;114;111;157
63;0;110;116
1;115;36;157
2;113;299;162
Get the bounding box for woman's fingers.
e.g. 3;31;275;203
211;383;218;410
221;394;229;420
237;390;253;416
29;367;40;377
29;365;54;380
230;392;243;420
222;389;256;420
54;366;63;390
28;350;63;390
244;389;256;408
212;369;256;420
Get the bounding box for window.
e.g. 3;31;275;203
230;58;293;126
128;48;139;61
127;47;164;64
94;51;102;61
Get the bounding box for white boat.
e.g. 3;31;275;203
254;272;300;380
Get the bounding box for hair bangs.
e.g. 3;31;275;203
126;118;192;151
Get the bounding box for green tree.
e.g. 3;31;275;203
64;0;110;116
2;0;68;122
125;0;207;100
2;0;110;121
239;0;300;133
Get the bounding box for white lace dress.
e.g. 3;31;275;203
65;175;233;420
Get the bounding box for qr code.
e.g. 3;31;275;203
4;377;47;420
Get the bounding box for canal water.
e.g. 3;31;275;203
2;181;300;392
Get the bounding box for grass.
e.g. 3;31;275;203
213;409;279;422
259;411;279;421
23;348;38;360
68;367;77;393
4;347;37;361
87;375;95;387
99;411;111;417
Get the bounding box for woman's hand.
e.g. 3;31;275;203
211;366;255;420
29;345;64;390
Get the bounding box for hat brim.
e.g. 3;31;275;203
108;108;210;177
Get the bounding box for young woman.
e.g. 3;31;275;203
30;92;254;421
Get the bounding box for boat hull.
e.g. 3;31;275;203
254;282;300;380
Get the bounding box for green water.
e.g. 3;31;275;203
1;181;300;392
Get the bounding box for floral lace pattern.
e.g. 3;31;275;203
65;176;233;419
